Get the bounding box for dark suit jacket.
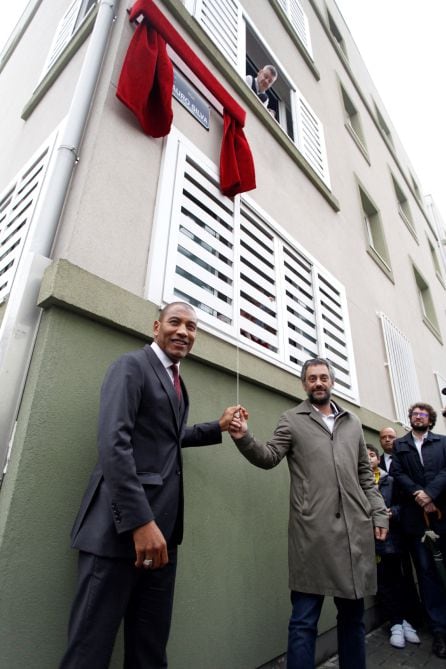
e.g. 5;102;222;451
71;345;222;558
392;431;446;534
379;453;393;473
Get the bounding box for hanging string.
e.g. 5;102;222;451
236;341;240;407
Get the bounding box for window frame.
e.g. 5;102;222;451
426;234;445;288
327;10;348;61
390;173;417;240
373;101;394;148
357;183;393;281
412;263;442;342
339;84;369;161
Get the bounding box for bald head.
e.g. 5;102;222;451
379;427;396;454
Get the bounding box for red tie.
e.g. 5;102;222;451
170;364;182;401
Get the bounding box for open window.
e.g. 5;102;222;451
245;27;294;141
186;0;330;186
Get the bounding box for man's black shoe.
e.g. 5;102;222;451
433;632;446;659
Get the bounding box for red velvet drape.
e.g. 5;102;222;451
116;0;256;196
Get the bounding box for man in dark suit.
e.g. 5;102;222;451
60;302;242;669
378;424;423;631
392;403;446;659
379;426;397;473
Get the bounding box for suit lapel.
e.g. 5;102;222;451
144;346;185;430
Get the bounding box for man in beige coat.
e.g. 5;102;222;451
229;357;388;669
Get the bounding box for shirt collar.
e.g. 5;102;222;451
151;341;180;371
311;402;338;418
411;430;428;443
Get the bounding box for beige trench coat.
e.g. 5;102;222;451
235;399;388;599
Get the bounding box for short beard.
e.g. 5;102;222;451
411;421;429;434
308;390;331;406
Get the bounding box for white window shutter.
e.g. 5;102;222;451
282;243;318;367
277;0;313;57
0;136;57;303
314;272;354;394
379;313;421;426
295;91;330;187
39;0;83;80
189;0;243;72
238;203;280;353
150;131;357;401
164;150;236;329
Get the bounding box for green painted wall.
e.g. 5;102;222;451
0;261;397;668
0;309;292;668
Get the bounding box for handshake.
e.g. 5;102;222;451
218;405;249;439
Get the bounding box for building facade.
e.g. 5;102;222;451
0;0;445;667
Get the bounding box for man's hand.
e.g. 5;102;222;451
414;490;432;507
133;520;168;569
218;405;249;431
424;502;439;514
228;408;249;440
375;526;388;541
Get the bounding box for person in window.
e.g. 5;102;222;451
246;65;277;113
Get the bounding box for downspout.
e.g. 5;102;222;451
0;0;119;479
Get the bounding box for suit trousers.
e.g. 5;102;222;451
59;549;178;669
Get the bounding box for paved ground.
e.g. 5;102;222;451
317;624;446;668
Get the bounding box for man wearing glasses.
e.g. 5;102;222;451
392;403;446;659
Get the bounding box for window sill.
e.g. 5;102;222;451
21;5;98;120
366;246;394;283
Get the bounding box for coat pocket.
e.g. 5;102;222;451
137;472;163;485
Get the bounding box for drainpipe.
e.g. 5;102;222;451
0;0;119;479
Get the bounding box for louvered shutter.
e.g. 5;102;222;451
277;0;313;57
295;92;330;187
39;0;83;80
164;150;235;329
0;136;56;303
315;273;354;394
379;313;421;425
282;244;318;367
187;0;243;71
239;203;279;353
